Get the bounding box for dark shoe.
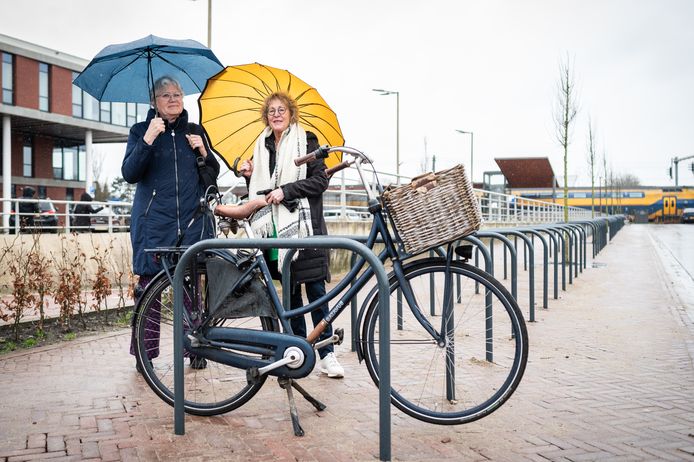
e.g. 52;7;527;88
190;357;207;370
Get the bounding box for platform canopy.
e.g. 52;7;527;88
494;157;559;188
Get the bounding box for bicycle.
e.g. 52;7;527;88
132;145;528;431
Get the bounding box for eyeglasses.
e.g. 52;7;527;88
267;107;287;117
156;92;183;101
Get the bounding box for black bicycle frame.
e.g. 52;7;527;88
274;204;443;343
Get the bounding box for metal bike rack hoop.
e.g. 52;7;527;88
172;237;393;461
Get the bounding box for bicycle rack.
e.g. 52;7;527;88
172;237;393;461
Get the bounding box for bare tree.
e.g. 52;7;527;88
586;116;597;218
614;173;641;188
553;53;579;222
91;147;105;189
601;149;608;215
110;177;136;202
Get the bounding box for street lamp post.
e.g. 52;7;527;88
373;89;400;184
455;129;474;183
192;0;213;47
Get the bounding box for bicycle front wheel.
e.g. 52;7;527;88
362;258;528;425
133;263;278;416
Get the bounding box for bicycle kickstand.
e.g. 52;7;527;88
277;377;326;437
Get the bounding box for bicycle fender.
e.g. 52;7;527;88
354;283;380;363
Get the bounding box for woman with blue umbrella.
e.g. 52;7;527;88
74;36;224;372
123;75;220;371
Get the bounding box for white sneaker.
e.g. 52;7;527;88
319;352;344;378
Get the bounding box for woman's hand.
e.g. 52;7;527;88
186;134;207;157
143;117;165;145
239;159;254;178
265;187;285;205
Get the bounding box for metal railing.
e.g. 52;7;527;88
1;197;132;234
0;181;598;234
323;172;599;224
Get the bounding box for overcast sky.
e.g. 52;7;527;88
2;0;693;188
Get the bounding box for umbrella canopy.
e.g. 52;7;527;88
199;63;344;171
73;35;224;103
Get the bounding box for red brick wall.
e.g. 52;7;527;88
14;55;38;109
51;66;72;116
33;137;53;178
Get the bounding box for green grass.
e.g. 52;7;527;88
115;309;133;327
63;332;77;341
1;341;17;353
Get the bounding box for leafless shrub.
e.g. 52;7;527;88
1;238;36;341
52;234;86;332
89;236;113;323
27;233;53;334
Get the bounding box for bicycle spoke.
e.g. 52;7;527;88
362;258;527;425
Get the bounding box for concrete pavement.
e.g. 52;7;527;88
1;224;693;461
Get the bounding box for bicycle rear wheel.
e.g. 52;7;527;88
133;263;278;416
362;258;528;425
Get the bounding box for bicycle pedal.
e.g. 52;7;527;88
246;367;262;384
335;328;344;346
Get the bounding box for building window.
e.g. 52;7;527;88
126;102;137;126
83;93;99;120
52;146;86;181
112;102;126;126
39;62;50;111
137;103;149;122
63;147;78;181
100;101;111;123
38;186;47;199
52;148;63;178
23;138;33;177
66;188;74;210
72;72;82;117
2;52;13;104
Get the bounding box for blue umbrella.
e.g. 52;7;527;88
73;35;224;103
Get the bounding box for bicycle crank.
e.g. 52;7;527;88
184;327;316;380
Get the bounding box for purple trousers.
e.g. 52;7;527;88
129;275;197;360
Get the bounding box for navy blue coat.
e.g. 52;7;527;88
122;109;220;276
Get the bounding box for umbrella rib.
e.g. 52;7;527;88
213;119;263;147
201;74;274;101
154;51;209;93
257;63;283;94
202;107;260;125
299;116;344;146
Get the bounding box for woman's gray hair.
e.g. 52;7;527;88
150;76;184;105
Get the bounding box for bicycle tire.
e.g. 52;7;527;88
361;258;528;425
133;262;278;416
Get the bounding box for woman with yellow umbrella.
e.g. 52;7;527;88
215;91;344;378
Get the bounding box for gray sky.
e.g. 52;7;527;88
2;0;693;187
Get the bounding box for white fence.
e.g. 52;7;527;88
1;177;597;234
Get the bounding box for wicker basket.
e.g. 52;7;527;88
383;164;482;255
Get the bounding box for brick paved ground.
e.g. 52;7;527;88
1;224;693;461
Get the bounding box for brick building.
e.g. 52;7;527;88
0;33;147;229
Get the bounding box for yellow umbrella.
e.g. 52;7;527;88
198;63;344;172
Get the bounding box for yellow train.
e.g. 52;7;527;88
507;186;694;222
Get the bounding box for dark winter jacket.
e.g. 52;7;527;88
72;192;103;231
122;109;220;276
264;130;330;284
18;186;40;227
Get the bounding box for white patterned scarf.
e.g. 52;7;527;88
249;124;313;269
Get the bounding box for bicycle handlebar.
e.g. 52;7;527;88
325;160;352;177
294;145;331;166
